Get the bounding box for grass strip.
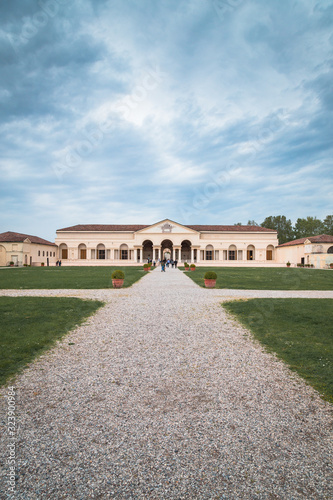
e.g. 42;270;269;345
0;266;145;289
0;297;103;386
223;298;333;403
183;266;333;290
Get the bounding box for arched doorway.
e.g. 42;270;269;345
161;239;173;260
247;245;255;260
97;243;105;260
181;240;191;262
59;243;68;260
266;245;274;261
328;246;333;254
78;243;87;259
142;240;153;261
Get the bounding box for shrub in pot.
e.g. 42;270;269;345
286;261;291;267
111;270;125;288
204;271;217;288
190;264;196;271
143;263;149;272
184;262;189;270
9;261;14;267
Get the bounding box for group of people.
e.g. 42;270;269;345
146;257;178;272
55;260;62;266
160;258;178;272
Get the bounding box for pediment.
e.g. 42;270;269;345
137;219;199;235
304;239;311;245
23;238;31;243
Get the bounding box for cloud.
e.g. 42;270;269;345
0;0;332;240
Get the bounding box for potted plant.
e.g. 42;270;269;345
190;264;196;271
204;271;217;288
184;262;189;271
143;263;149;272
111;270;125;288
9;261;14;267
330;263;333;269
41;262;45;267
286;261;291;267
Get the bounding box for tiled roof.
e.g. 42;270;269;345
277;234;333;248
58;223;276;233
187;225;276;232
57;224;149;232
0;231;56;246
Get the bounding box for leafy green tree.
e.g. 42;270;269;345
323;215;333;235
261;216;294;244
234;222;242;226
247;220;259;226
294;217;324;239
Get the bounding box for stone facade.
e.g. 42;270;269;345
55;219;279;266
0;232;57;267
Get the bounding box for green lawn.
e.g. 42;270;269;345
0;266;146;289
0;297;103;386
183;267;333;290
223;298;333;403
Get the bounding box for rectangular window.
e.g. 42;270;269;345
238;250;243;260
214;250;219;260
206;251;212;260
121;249;128;260
38;251;40;256
46;251;48;257
98;249;105;260
228;250;236;260
223;250;228;260
43;251;45;256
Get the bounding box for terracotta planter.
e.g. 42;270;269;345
204;279;216;288
330;264;333;269
190;267;195;271
148;267;151;271
112;279;124;288
184;267;189;271
144;268;149;272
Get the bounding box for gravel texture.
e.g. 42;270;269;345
0;268;332;499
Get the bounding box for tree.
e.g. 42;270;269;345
261;215;294;244
294;217;324;239
234;222;242;226
323;215;333;235
247;220;259;226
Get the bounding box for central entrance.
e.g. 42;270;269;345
161;239;173;260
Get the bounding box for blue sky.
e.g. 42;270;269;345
0;0;332;241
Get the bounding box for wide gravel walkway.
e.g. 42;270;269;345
1;268;332;499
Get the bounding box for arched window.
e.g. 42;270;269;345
78;243;87;259
205;244;214;261
327;246;333;254
247;245;255;261
266;245;274;261
120;243;129;260
97;243;105;260
228;245;237;260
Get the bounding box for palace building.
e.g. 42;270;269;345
55;219;279;266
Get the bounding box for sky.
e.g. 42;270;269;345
0;0;332;241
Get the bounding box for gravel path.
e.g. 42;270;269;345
1;268;332;499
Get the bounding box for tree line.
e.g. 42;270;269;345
234;215;333;244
